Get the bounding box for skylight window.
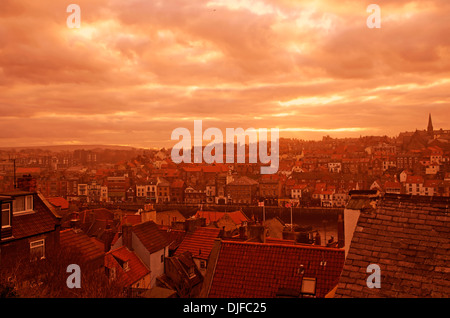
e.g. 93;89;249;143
301;277;316;296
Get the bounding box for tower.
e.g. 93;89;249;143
427;113;434;136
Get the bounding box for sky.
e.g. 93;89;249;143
0;0;449;149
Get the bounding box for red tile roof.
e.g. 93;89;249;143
105;246;150;287
384;181;401;189
207;241;345;298
175;227;221;260
16;167;41;174
194;211;251;225
78;208;115;223
47;197;69;210
170;179;185;188
405;175;424;184
60;228;105;262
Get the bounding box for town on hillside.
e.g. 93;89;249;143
0;115;449;298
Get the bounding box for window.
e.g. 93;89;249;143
200;260;206;269
1;203;11;228
30;239;45;260
161;254;164;263
13;195;33;214
188;267;196;278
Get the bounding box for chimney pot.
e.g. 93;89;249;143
122;223;133;251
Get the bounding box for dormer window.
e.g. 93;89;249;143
13;195;34;215
188;266;196;279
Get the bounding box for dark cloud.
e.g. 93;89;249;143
0;0;448;147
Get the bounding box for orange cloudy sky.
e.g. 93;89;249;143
1;0;449;148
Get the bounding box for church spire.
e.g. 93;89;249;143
427;113;434;136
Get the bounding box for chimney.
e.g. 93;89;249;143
219;226;225;238
185;217;205;232
122;223;133;251
248;224;266;243
239;226;246;240
141;210;156;223
104;223;113;253
70;219;81;229
337;212;345;248
343;191;379;258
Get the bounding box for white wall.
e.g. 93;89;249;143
149;247;168;287
344;208;361;258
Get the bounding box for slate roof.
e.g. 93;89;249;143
204;240;345;298
60;228;105;262
175;227;221;260
133;221;169;254
345;191;379;211
158;225;186;252
4;193;61;240
335;194;450;298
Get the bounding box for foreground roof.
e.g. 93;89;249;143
204;240;345;298
335;194;450;298
1;193;61;240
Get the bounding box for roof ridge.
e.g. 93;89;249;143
221;240;344;253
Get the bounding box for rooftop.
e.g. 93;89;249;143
105;246;150;287
227;176;258;186
60;228;105;262
204;240;345;298
133;221;169;254
194;210;250;225
335;194;450;298
2;193;61;241
175;227;221;260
